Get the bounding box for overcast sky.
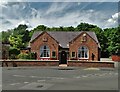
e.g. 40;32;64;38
0;0;119;31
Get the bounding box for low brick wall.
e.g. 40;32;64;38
1;60;114;68
68;61;114;68
1;60;59;67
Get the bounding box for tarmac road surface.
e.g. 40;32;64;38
2;67;118;90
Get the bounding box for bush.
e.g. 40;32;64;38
18;53;29;59
29;52;37;59
9;48;20;59
18;52;36;59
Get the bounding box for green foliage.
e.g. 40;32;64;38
2;24;31;59
9;35;25;49
18;53;29;59
104;27;120;55
13;24;28;35
9;47;20;59
22;30;31;43
18;52;36;59
0;32;2;42
76;23;97;31
31;25;47;33
2;30;13;43
1;24;29;43
1;22;120;58
91;27;109;57
66;26;75;31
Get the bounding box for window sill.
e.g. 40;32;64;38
78;58;89;59
40;57;50;58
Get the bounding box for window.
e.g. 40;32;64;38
71;52;75;58
40;45;50;58
78;46;88;59
52;51;56;58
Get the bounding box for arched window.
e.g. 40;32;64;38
78;46;88;59
40;45;50;58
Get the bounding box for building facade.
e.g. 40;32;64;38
30;31;100;61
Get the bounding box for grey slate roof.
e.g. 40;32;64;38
30;31;100;48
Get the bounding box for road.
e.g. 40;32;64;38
2;67;118;90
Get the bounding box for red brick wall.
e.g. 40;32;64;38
1;60;114;68
68;61;114;67
112;55;120;61
69;32;99;61
30;32;100;61
30;32;59;60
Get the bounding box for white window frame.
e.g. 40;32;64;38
78;46;89;59
40;45;50;58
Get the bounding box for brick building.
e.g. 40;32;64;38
30;31;100;62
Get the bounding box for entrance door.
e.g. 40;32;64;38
59;51;67;64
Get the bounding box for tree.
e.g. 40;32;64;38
29;25;47;38
91;26;109;57
59;26;64;31
32;25;47;32
22;30;31;43
75;23;97;31
13;24;28;35
67;26;75;31
49;27;59;31
63;26;75;31
9;35;25;49
2;30;13;43
105;27;120;55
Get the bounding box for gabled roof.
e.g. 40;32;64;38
30;31;43;43
30;31;100;48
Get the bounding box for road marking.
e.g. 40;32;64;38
37;80;46;82
30;76;37;78
10;83;20;86
114;73;118;75
82;75;88;78
84;68;100;70
55;78;65;79
75;76;81;78
98;74;106;76
13;75;25;77
74;72;118;79
108;72;116;75
24;82;29;84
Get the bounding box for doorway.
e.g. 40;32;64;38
59;51;67;64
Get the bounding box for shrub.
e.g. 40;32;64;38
29;52;37;59
18;53;29;59
18;52;36;59
9;48;20;59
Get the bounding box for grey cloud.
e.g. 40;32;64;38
0;2;118;31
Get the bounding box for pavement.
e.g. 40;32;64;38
2;66;118;90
